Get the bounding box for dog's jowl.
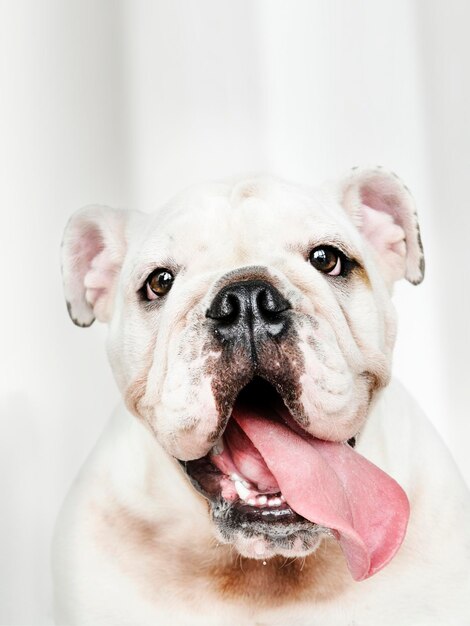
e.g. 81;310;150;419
54;169;470;626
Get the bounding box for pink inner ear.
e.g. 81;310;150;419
72;225;104;288
63;205;131;326
360;204;407;282
83;248;118;322
361;187;401;223
83;247;115;300
69;224;118;323
342;170;424;285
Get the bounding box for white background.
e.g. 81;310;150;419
1;1;469;624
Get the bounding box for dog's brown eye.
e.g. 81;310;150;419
309;246;342;276
146;269;174;300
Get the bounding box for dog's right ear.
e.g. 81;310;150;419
61;205;136;327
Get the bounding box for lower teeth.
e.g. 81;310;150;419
229;471;283;508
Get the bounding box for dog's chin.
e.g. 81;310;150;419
211;498;327;560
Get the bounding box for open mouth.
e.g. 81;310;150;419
180;377;410;582
182;378;326;525
183;378;356;520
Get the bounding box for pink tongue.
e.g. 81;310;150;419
223;420;279;491
231;407;410;581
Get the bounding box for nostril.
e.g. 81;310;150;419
206;292;240;324
256;288;290;318
218;293;240;324
257;289;274;314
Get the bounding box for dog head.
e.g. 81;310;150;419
62;168;423;564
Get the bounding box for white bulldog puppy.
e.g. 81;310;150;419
54;168;470;625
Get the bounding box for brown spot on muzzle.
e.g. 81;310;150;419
205;340;253;442
255;335;308;424
206;321;307;441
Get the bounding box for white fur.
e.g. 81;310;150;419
54;171;470;625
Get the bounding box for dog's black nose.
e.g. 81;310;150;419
206;280;291;345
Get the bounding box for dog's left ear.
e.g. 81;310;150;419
61;205;138;327
339;167;425;285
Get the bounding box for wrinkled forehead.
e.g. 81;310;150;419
127;178;360;276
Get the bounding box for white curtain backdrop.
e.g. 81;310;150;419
1;1;469;624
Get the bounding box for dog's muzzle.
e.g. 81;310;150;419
178;277;409;580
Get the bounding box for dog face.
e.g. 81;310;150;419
62;168;423;561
